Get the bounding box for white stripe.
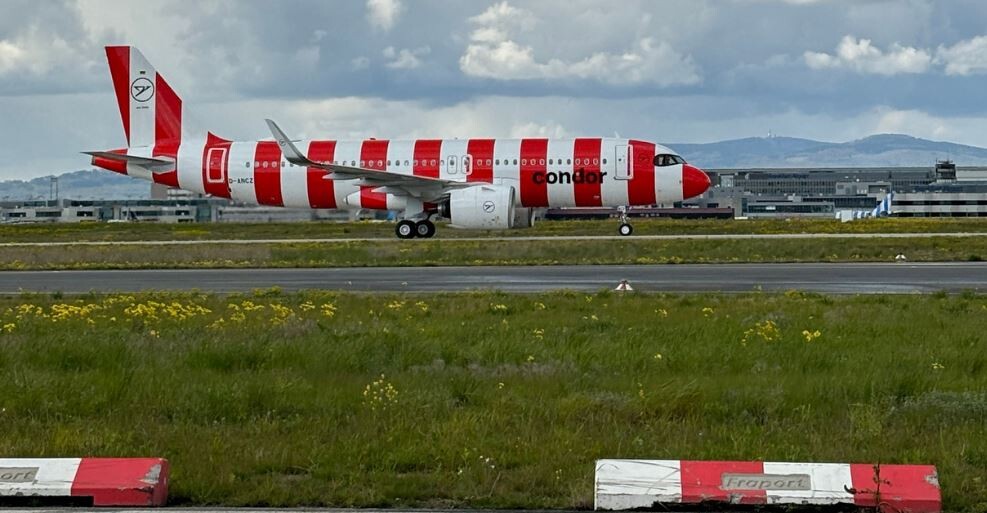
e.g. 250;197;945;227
386;140;415;176
594;459;682;510
440;139;467;181
333;141;363;208
656;165;682;204
546;139;575;207
599;139;629;206
762;462;854;505
279;144;310;208
0;458;82;497
175;138;204;194
128;50;156;148
493;139;521;184
226;142;257;204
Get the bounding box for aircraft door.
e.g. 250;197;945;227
614;144;631;180
206;147;227;185
461;154;472;176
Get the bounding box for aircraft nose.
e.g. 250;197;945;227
682;164;711;199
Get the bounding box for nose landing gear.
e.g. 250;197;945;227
617;206;633;236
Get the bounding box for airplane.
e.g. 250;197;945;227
87;46;711;238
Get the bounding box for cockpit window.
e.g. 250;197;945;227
654;154;686;166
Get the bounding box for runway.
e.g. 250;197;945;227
0;231;984;246
1;263;985;294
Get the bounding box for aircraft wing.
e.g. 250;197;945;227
265;119;472;199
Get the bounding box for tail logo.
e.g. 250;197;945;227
131;77;154;102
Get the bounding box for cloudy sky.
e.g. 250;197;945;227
4;0;987;179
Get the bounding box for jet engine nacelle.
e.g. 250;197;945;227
443;185;516;229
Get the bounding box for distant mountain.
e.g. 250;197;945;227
672;134;987;168
0;169;149;201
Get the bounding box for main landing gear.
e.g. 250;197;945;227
396;219;436;239
617;206;633;236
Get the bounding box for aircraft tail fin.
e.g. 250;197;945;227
105;46;184;148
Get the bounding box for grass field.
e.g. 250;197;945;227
1;235;986;270
0;291;984;511
0;217;986;243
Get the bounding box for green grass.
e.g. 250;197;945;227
1;236;986;270
1;217;986;243
0;291;984;511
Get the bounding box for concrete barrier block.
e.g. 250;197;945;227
595;459;940;513
0;458;169;506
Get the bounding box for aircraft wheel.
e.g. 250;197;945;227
396;220;416;239
415;220;436;238
618;223;634;236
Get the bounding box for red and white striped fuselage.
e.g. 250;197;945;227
98;136;704;210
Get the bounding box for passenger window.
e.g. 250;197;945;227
522;159;527;165
495;159;500;165
245;161;251;168
360;160;366;167
404;160;410;166
262;161;269;168
431;159;437;166
549;159;554;165
486;159;491;166
513;159;518;165
601;158;606;164
539;159;545;165
567;158;571;165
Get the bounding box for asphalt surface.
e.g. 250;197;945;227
0;232;985;246
1;263;985;294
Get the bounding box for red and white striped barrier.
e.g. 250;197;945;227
595;459;940;513
0;458;169;506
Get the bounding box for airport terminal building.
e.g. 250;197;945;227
3;162;987;223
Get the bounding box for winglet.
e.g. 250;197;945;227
265;119;315;167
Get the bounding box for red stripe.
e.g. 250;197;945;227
151;142;179;187
154;73;182;144
105;47;131;146
850;464;941;512
91;148;128;174
466;139;495;183
627;139;656;206
519;138;549;207
413;139;441;178
680;460;766;505
360;139;389;209
71;458;169;507
573;138;603;206
307;141;337;208
253;141;284;206
201;132;231;198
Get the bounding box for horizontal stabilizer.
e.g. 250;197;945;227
83;151;174;173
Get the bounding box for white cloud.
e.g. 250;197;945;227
872;107;953;140
804;35;931;75
0;40;26;74
936;35;987;76
366;0;403;31
459;1;700;87
383;46;430;69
